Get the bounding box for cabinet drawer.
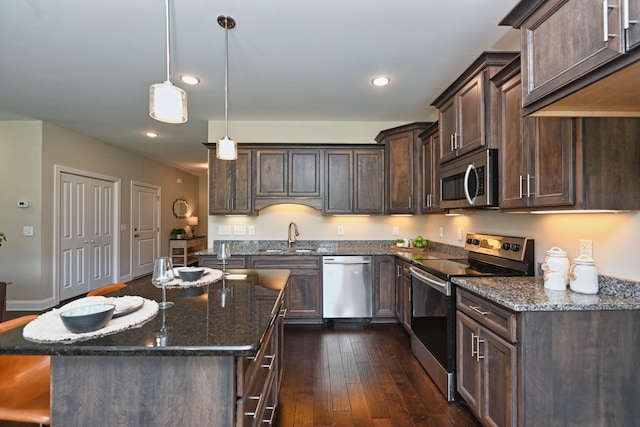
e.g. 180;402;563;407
186;238;203;248
199;256;246;269
249;255;321;270
456;289;517;343
237;317;277;397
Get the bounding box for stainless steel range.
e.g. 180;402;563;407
409;233;534;401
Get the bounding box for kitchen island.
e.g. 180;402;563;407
0;269;289;427
452;276;640;427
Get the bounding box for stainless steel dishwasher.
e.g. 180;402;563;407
322;256;372;319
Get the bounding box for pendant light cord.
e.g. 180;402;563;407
164;0;171;82
224;18;229;138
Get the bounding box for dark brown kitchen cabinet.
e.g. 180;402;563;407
432;52;517;164
418;123;443;214
501;0;640;116
208;148;253;215
494;58;640;211
376;122;431;214
372;255;396;322
254;149;321;208
249;256;322;324
457;287;640;427
198;255;247;269
323;148;384;215
395;258;411;332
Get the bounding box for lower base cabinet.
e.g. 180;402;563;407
249;256;322;324
395;258;411;332
457;288;640;427
372;255;396;322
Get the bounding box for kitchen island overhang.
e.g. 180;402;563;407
0;269;290;427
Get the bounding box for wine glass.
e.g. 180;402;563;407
152;257;174;309
218;243;231;274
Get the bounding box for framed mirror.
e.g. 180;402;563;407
172;199;190;218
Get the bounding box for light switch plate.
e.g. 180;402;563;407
218;225;232;235
234;225;246;235
23;226;34;236
248;225;255;235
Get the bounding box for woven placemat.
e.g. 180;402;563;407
156;267;224;289
23;297;159;344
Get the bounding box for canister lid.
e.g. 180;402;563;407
545;246;567;256
573;254;595;265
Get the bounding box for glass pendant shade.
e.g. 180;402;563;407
217;136;237;160
150;81;188;124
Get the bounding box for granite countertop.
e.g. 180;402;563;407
453;276;640;312
0;269;289;357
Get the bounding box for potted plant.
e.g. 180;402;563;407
170;228;186;239
0;232;6;247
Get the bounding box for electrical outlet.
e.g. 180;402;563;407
337;225;344;236
392;226;399;236
23;226;34;236
248;225;255;235
579;239;593;258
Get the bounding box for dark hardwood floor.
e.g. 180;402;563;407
276;322;480;427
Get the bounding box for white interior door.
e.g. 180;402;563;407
131;182;160;278
59;172;116;300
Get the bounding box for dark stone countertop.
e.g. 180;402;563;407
0;269;289;357
453;276;640;312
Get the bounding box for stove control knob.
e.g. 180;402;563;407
472;239;480;245
466;238;473;244
502;243;511;250
511;244;521;252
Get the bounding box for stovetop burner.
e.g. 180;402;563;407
411;233;535;280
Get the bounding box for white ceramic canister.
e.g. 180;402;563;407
541;247;570;290
569;254;599;294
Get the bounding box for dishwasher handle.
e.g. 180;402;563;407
323;258;371;265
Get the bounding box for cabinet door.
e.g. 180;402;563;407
528;117;575;207
421;131;443;213
521;0;624;106
457;312;482;418
285;271;322;322
386;131;415;214
456;73;485;157
498;73;529;209
289;150;321;197
394;259;403;323
353;149;384;214
439;98;457;163
627;0;640;50
255;150;288;197
324;150;353;214
209;149;252;214
401;267;411;332
481;328;517;427
372;256;396;321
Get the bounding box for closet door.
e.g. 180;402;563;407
59;173;115;300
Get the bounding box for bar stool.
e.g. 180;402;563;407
0;315;51;426
86;283;127;297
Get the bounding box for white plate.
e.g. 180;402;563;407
112;296;144;317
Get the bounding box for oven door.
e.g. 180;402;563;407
410;267;453;368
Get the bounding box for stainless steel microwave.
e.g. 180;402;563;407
440;149;498;209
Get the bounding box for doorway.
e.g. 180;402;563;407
131;182;160;278
57;169;119;301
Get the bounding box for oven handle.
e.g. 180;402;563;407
409;266;450;296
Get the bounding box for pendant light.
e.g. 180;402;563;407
216;15;237;160
149;0;188;124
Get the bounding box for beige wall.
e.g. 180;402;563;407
1;121;201;309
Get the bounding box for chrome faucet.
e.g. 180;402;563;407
287;221;299;248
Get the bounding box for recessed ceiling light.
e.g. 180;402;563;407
145;131;158;138
371;76;391;87
180;75;200;85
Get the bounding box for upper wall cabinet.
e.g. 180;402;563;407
501;0;640;116
431;52;518;164
208;147;254;215
323;148;385;215
493;57;640;211
254;149;322;210
376;122;432;215
418;123;443;214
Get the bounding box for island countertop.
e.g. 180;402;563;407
0;269;289;357
453;276;640;312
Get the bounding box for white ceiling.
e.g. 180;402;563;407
0;0;520;176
